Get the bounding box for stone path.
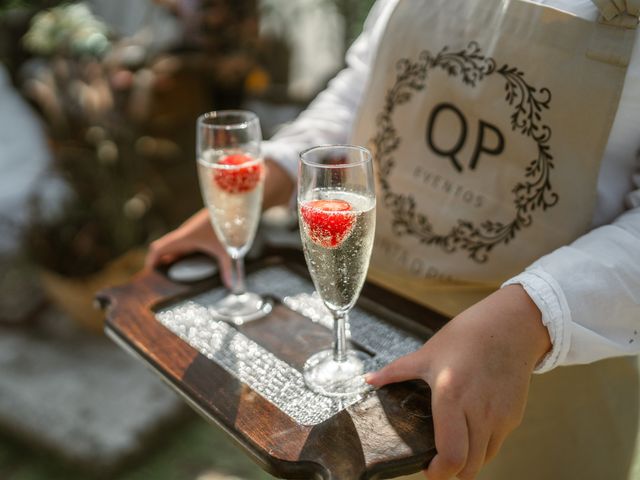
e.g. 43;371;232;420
0;303;275;479
0;250;278;479
0;305;185;472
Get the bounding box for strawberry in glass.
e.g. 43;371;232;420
213;154;262;194
196;111;271;324
300;199;356;248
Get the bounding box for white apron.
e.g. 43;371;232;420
348;0;640;478
351;0;635;316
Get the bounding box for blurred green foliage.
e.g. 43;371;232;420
335;0;377;45
0;414;275;480
22;2;111;57
0;0;60;14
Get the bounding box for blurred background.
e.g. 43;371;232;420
0;0;374;478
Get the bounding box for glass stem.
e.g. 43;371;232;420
230;255;246;296
333;311;348;363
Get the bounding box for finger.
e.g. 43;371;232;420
158;238;232;289
144;243;162;268
364;348;426;387
145;240;194;269
156;253;180;266
183;236;232;287
484;431;507;464
424;397;468;480
457;415;490;480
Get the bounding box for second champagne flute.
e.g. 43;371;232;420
298;145;376;397
196;110;271;324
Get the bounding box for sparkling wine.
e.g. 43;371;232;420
299;189;376;313
198;149;264;258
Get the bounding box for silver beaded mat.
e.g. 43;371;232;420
155;265;427;426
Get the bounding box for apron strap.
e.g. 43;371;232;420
591;0;639;27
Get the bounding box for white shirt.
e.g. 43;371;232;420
262;0;640;373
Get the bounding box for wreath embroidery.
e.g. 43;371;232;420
372;42;558;263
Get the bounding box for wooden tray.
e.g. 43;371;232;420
98;247;448;480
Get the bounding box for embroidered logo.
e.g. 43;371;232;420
372;42;558;263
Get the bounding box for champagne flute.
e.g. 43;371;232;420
298;145;376;397
196;110;272;324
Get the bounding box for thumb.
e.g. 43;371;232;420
365;348;426;387
145;240;195;269
193;242;233;289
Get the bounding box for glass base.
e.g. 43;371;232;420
210;292;272;325
303;349;371;397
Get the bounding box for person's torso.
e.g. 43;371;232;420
350;0;637;314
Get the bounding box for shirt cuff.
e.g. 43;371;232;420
502;269;572;373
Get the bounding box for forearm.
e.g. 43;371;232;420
263;158;295;209
468;284;551;371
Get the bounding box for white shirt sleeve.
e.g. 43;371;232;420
505;199;640;373
261;0;398;180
